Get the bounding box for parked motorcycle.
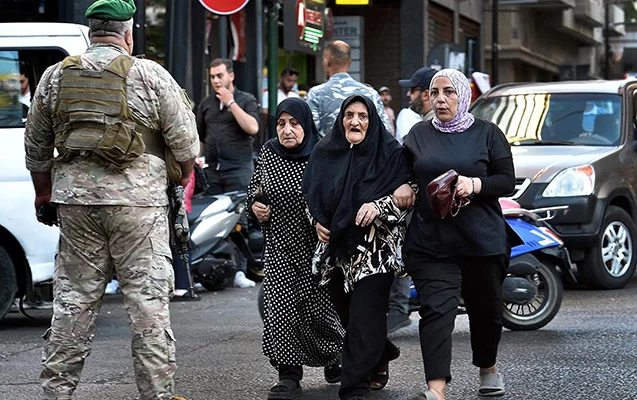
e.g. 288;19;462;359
188;191;263;291
409;199;576;331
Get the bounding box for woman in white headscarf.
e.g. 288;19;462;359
393;69;515;400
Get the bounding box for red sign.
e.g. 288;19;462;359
199;0;249;15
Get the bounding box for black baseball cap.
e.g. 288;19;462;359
399;67;437;90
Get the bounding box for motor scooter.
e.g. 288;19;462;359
187;191;263;291
409;198;576;331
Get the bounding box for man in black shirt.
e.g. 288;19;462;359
197;58;259;288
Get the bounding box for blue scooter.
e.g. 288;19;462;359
409;199;576;331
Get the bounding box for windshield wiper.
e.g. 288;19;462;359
513;140;575;146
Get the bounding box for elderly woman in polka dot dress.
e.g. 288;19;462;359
248;98;344;400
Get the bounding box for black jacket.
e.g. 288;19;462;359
197;88;259;170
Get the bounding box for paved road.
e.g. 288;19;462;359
1;277;636;400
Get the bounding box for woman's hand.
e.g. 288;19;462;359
252;201;271;222
316;222;331;243
392;183;415;209
456;176;482;198
356;203;380;227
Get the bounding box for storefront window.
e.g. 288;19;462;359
145;0;166;65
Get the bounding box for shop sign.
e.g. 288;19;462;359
332;16;363;81
335;0;370;4
284;0;327;54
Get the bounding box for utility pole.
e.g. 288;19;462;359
492;0;499;85
219;15;228;58
267;3;280;139
605;0;610;80
133;0;146;56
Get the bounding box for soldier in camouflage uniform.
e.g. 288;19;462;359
24;1;199;399
306;40;392;138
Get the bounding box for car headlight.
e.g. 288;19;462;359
542;165;595;197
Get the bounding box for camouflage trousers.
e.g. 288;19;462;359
40;205;176;400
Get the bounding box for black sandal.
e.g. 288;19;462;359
370;344;400;390
370;361;389;390
324;364;342;383
267;379;302;400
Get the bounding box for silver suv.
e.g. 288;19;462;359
471;80;637;289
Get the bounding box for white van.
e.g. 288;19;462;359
0;23;90;321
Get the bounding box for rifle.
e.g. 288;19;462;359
167;182;196;298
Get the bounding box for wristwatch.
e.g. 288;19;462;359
226;99;236;108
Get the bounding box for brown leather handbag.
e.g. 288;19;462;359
426;169;470;219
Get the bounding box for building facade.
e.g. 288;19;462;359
483;0;625;82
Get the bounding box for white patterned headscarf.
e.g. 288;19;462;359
430;69;475;133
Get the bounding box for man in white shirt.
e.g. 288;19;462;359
387;66;438;335
395;66;437;145
262;67;300;112
378;86;396;136
19;61;31;108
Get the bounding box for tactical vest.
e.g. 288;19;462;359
52;54;182;181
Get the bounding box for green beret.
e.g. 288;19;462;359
85;0;137;21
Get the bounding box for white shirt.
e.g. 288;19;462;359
395;107;423;145
20;91;31;108
262;88;300;110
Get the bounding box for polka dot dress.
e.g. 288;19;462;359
248;146;344;367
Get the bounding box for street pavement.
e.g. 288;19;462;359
1;276;636;400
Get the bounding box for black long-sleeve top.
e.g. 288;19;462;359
196;88;259;171
403;118;515;258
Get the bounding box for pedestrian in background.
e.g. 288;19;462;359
24;0;199;398
197;57;260;288
249;98;344;400
303;95;413;400
395;67;437;145
306;40;391;138
397;69;514;400
261;66;301;114
378;86;395;136
385;66;438;335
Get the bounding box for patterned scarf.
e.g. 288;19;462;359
430;69;475;133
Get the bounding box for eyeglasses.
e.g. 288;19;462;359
409;87;425;94
20;79;27;84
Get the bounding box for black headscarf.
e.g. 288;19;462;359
302;95;412;259
264;97;319;161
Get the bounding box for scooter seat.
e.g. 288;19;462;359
189;193;220;224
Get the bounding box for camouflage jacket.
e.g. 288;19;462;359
305;72;392;138
25;44;199;206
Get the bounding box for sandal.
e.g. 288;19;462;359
267;379;302;400
411;390;440;400
324;364;341;383
370;344;400;390
370;361;389;390
478;372;505;397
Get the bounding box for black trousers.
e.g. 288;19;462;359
203;163;253;196
405;252;508;383
328;268;398;399
204;164;253;273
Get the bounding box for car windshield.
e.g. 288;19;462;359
471;93;622;146
0;51;24;128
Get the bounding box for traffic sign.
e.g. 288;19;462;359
199;0;249;15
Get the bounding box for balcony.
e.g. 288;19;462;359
499;0;575;9
607;4;625;36
574;0;604;27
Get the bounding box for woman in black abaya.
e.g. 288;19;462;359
303;94;414;400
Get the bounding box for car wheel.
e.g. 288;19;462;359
579;206;637;289
0;246;18;321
